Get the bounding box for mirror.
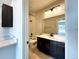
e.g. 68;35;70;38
43;14;65;35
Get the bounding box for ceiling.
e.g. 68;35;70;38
29;0;64;14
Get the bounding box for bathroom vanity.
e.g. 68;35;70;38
37;34;65;59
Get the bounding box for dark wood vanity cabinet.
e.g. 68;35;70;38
37;37;65;59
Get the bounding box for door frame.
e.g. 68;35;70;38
23;0;78;59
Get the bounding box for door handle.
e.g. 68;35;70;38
27;41;29;44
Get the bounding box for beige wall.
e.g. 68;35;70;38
29;3;65;35
34;11;44;35
43;15;64;34
29;15;37;39
29;11;44;35
29;11;64;36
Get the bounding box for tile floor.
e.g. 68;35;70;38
29;43;55;59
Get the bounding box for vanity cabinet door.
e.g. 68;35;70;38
49;41;56;57
44;39;50;54
37;37;65;59
49;41;65;59
37;38;45;51
37;37;50;54
56;44;65;59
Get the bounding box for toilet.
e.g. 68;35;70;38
29;37;37;49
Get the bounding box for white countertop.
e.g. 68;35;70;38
36;34;65;43
0;38;17;48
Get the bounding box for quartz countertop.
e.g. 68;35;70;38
0;38;17;48
36;34;65;43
